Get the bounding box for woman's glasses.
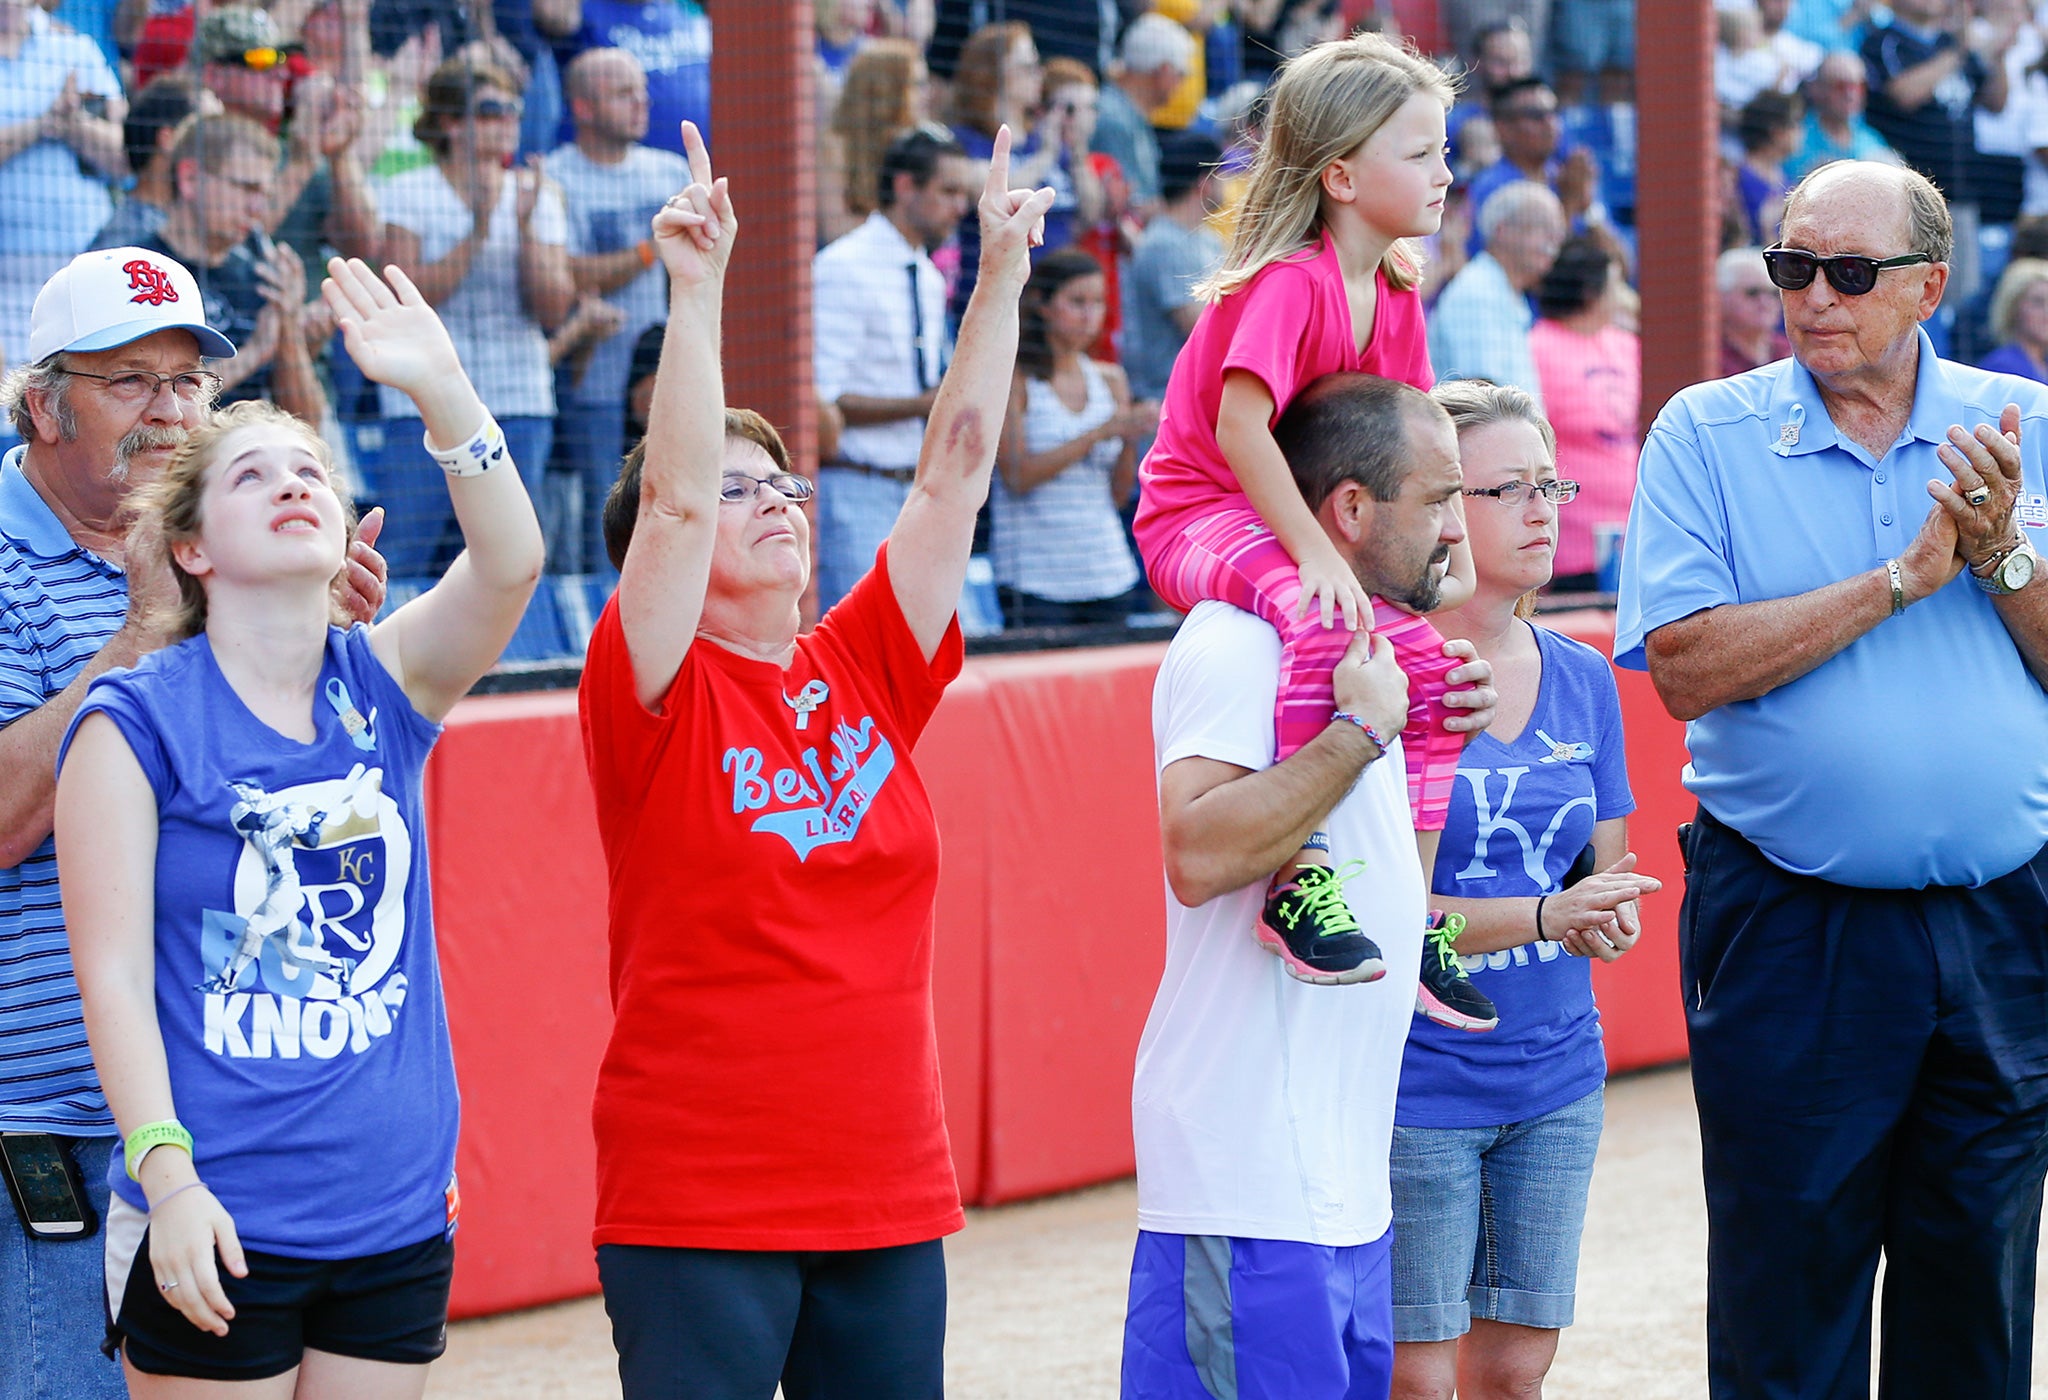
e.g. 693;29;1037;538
719;472;815;504
469;96;524;121
1464;479;1579;507
1762;247;1933;296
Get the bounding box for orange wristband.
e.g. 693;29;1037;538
636;239;656;268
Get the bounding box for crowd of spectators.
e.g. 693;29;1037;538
22;0;2048;652
0;0;712;634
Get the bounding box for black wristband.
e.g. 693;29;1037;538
1535;894;1551;942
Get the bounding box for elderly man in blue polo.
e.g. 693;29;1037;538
1616;159;2048;1399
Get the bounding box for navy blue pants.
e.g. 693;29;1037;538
596;1239;946;1400
1681;808;2048;1400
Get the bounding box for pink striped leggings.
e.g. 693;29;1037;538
1149;504;1461;831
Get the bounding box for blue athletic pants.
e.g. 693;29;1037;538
1121;1229;1394;1399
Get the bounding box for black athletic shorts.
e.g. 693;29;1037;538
105;1197;453;1382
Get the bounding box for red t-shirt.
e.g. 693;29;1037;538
578;548;966;1250
1132;232;1434;564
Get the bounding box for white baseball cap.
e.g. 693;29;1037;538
26;247;237;365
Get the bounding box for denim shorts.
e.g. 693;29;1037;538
1388;1086;1603;1342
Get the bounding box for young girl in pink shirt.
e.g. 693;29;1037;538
1134;33;1495;1030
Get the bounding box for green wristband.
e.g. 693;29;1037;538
125;1120;193;1181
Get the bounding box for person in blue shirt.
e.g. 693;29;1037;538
1388;378;1659;1400
0;244;387;1400
1616;159;2048;1398
54;254;543;1396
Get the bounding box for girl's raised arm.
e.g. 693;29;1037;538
333;257;546;720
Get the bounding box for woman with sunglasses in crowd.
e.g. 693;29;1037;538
578;124;1053;1396
55;256;543;1398
1388;380;1661;1400
371;55;576;578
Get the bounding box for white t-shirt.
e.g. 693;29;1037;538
372;165;569;420
1134;602;1425;1246
547;142;690;407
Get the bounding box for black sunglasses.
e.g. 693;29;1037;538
1762;247;1934;296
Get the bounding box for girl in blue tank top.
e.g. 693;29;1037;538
55;257;544;1395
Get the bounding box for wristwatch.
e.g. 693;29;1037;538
1971;537;2041;595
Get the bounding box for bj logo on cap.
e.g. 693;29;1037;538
122;260;180;308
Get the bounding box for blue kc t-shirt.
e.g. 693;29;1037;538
1396;625;1635;1129
60;625;457;1258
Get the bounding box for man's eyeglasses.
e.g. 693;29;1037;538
59;369;223;404
1762;247;1934;296
1464;479;1579;507
719;471;815;504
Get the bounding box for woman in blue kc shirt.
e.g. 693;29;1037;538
54;255;543;1397
1389;379;1664;1400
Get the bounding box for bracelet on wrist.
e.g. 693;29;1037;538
1330;711;1391;752
1535;894;1552;943
424;414;508;477
148;1181;208;1213
125;1120;193;1181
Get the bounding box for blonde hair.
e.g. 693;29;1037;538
1196;33;1456;302
126;401;356;642
1990;257;2048;344
1430;378;1556;620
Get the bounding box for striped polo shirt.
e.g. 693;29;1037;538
0;445;123;1135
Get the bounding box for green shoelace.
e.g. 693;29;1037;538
1424;912;1470;972
1275;860;1369;938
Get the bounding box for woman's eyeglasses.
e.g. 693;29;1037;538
1464;479;1579;507
1762;247;1933;296
719;472;815;504
469;96;524;121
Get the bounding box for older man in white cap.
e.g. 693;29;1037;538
0;246;384;1399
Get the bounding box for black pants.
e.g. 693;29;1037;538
596;1239;946;1400
1681;808;2048;1400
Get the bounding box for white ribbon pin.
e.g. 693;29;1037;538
784;680;829;729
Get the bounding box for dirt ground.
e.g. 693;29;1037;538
425;1066;2048;1397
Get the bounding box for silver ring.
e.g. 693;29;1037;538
1968;487;1992;506
160;1279;178;1291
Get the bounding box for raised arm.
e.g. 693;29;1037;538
615;121;737;709
333;258;544;719
886;125;1057;658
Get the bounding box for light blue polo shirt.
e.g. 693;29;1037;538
0;446;124;1133
1615;330;2048;889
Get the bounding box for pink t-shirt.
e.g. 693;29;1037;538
1529;319;1640;579
1132;232;1435;562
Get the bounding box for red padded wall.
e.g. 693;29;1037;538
427;693;609;1320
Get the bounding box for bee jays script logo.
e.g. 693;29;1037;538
724;714;896;860
197;764;414;1060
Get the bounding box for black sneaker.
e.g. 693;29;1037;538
1258;862;1387;985
1416;912;1498;1031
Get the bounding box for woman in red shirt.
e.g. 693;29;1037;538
577;123;1053;1399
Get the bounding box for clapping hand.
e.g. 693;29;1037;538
1933;403;2026;569
322;257;463;399
651;121;735;290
